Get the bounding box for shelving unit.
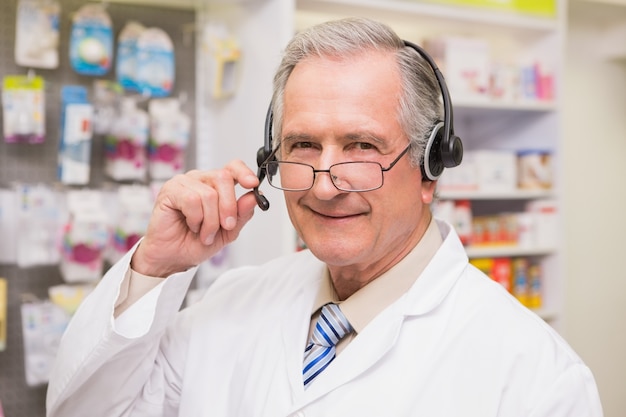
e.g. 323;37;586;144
439;189;555;200
297;0;559;30
465;245;557;259
293;0;566;328
104;0;197;9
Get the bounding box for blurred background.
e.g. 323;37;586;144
0;0;623;415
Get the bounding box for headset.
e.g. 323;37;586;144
253;39;463;211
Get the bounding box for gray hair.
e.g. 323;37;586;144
271;17;443;166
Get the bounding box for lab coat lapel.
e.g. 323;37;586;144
279;270;324;405
295;300;406;407
276;265;407;410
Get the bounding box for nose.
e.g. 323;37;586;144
309;147;345;200
311;169;343;200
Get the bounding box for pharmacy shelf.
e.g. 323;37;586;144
294;0;566;331
103;0;197;9
455;99;557;112
297;0;559;32
465;245;557;259
104;0;273;9
438;189;555;200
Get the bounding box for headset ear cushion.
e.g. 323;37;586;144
442;134;463;168
421;122;445;181
256;146;278;181
257;146;270;167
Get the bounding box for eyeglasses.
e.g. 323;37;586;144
260;144;411;192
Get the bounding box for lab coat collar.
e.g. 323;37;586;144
399;219;468;317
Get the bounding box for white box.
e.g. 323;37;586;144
437;158;479;191
525;199;558;249
466;150;517;192
425;36;491;101
0;189;18;264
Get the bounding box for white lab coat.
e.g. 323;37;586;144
46;220;602;417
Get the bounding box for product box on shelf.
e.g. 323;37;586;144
467;150;518;192
517;149;553;189
469;257;513;293
424;36;491;102
470;256;543;309
431;199;474;245
525;199;558;249
437;150;518;193
436;159;479;192
472;214;518;247
492;257;513;292
488;62;522;102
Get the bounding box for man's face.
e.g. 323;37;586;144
280;50;436;288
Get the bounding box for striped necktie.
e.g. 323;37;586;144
303;303;353;388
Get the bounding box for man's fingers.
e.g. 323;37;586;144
220;191;258;243
180;162;258;244
199;160;260;233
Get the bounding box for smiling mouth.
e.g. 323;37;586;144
312;209;363;220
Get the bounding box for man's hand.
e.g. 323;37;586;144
131;160;260;277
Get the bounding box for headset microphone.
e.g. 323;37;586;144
253;39;463;210
253;183;270;211
253;104;274;211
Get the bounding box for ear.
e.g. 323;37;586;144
421;179;437;204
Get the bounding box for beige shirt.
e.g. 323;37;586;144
115;268;164;317
307;217;442;354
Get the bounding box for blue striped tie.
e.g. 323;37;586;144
303;303;353;388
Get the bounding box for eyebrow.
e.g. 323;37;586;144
280;132;385;145
345;133;385;144
280;133;313;144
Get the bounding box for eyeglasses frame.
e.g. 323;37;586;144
258;142;412;193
